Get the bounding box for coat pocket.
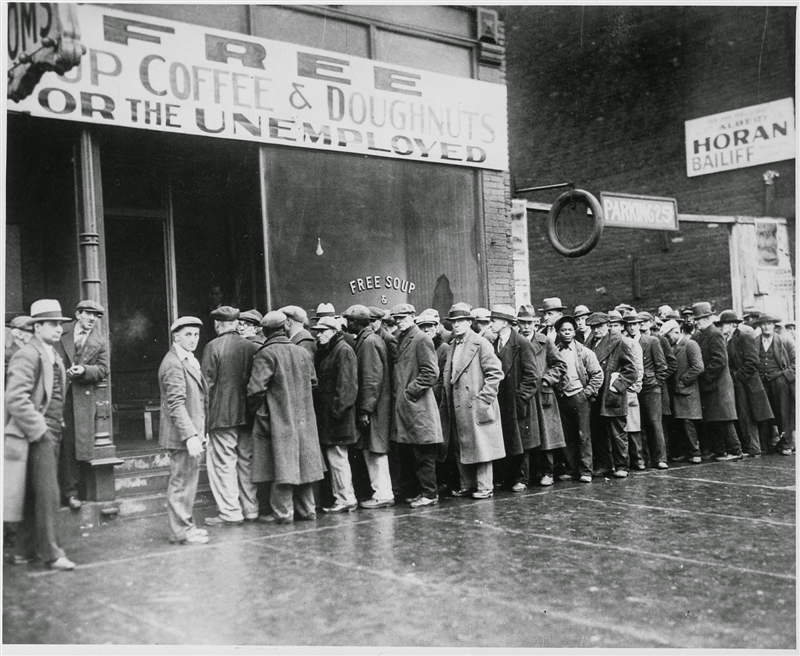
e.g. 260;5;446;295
540;390;555;409
475;401;495;425
604;388;623;409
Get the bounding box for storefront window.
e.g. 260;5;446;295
374;30;473;78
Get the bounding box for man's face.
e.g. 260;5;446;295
666;326;681;345
238;321;257;338
640;319;652;334
174;327;200;352
760;321;775;337
625;322;641;338
474;320;491;335
531;317;541;330
33;320;64;345
452;318;472;336
490;318;510;334
346;318;360;335
576;316;587;331
11;328;32;344
518;320;533;337
76;310;99;332
720;322;736;338
315;327;336;346
420;323;437;339
544;310;562;327
369;318;382;333
789;327;796;339
396;314;415;332
610;321;623;334
592;323;609;338
558;323;575;343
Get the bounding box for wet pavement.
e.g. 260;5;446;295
3;456;795;648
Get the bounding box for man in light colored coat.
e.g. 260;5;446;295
159;317;209;545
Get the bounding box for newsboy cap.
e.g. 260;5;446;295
716;310;742;324
541;297;566;312
280;305;308;324
343;304;371;321
659;319;680;337
448;303;473;321
9;316;33;332
76;299;105;315
260;311;287;330
210;306;239;321
573;305;591;318
415;310;439;327
239;309;263;325
586;312;610;326
312;316;340;331
490;304;517;324
170;316;203;332
368;306;385;321
389;303;416;318
691;302;713;320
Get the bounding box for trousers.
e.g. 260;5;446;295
207;427;245;521
270;482;316;521
325;445;356;506
559;391;593;477
236;428;259;518
166;448;201;541
639;389;667;464
398;442;438;499
456;460;493;492
363;451;393;501
591;405;629;473
706;421;743;457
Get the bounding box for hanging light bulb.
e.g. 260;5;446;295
316;237;324;256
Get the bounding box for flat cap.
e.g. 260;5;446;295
239;309;263;325
555;315;578;332
416;310;440;327
171;316;203;332
210;306;239;321
368;306;385;320
260;311;287;330
615;303;635;313
470;307;491;322
76;299;105;315
314;302;336;318
785;321;796;329
659;319;680;336
742;306;762;319
586;312;610;326
343;304;371;321
9;316;33;332
573;305;590;318
389;303;416;317
490;304;517;324
657;305;674;317
280;305;308;324
665;311;682;321
312;316;340;331
423;308;441;321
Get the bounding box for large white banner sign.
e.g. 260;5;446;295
685;98;795;177
8;4;509;170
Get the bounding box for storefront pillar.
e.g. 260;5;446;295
75;129;122;502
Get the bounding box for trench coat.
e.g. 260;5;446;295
692;324;737;422
158;347;208;450
728;328;773;422
530;333;567;450
440;330;505;464
247;335;324;485
494;329;538;454
354;327;391;454
671;336;704;420
201;330;258;430
315;334;358;446
56;323;109;461
587;331;638;418
657;333;677;416
391;325;443;445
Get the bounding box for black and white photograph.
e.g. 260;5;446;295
2;2;796;651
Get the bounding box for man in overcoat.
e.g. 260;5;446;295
238;309;266;346
516;305;537;343
346;305;393;509
554;315;603;482
282;305;316;357
5;300;75;570
389;303;443;508
661;320;704;462
539;297;566;343
573;305;592;344
5;316;32;374
369;306;398;366
641;312;678;461
159;316;209;545
202;306;259;527
55;300;109;510
490;304;537;491
586;312;638;477
247;311;325;523
754;314;795;455
690;302;743;461
313;316;359;513
717;310;773;457
441;303;505;499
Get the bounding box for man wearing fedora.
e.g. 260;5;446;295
55;299;109;511
282;305;317;357
754;314;795;455
159;316;209;544
516;304;537;342
540;297;566;343
690;302;743;461
573;305;592;344
389;303;443;507
490;304;537;491
238;309;266;346
441;303;505;498
202;307;260;527
717;311;773;457
5;316;33;374
5;300;75;570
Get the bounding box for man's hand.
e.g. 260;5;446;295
186;435;204;457
358;413;370;428
67;365;85;378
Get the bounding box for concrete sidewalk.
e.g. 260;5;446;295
3;457;795;648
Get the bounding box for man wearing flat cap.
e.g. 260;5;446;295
238;310;265;346
389;303;443;507
281;306;316;357
6;300;76;570
202;307;260;527
5;316;33;375
159;316;209;545
368;306;398;367
55;299;109;510
754;313;795;455
247;311;325;523
471;308;495;343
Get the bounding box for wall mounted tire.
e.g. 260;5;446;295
547;189;604;258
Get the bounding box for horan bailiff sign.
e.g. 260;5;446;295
685;98;796;178
600;192;678;231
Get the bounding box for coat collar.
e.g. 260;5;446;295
450;330;480;383
396;324;420;356
171;345;204;387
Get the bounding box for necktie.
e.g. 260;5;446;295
75;330;88;352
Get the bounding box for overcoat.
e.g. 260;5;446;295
56;323;109;461
692;324;737;422
201;330;258;429
671;336;704;420
657;333;677;416
158;347;208;450
588;331;637;417
391;325;443;445
247;335;324;485
626;338;644;433
727;328;773;422
379;326;398;366
291;328;317;357
530;333;567;450
639;334;667;392
354;327;391;454
440;330;505;464
494;329;538;453
315;333;358;446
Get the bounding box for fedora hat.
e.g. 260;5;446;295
415;310;439;327
447;303;473;321
314;303;336;319
586;312;610;327
753;313;780;325
573;305;590;318
9;316;33;332
691;302;713;320
28;299;70;324
607;310;624;324
716;310;742;324
622;310;641;324
517;304;536;322
541;297;566;312
470;307;490;322
490;304;517;323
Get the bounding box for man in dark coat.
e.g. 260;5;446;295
718;310;773;457
5;316;32;375
313;316;359;513
346;305;393;509
754;314;795;455
368;307;398;366
238;309;266;346
586;312;638;478
573;305;592;344
490;304;537;491
390;303;443;508
690;302;743;461
247;311;325;523
282;305;317;357
202;306;260;527
55;300;109;510
516;304;537;343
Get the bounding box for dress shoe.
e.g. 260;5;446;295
634;464;646;471
471;489;493;499
294;512;317;521
750;453;762;458
175;533;209;545
557;474;573;482
322;502;358;514
359;498;395;509
451;489;475;497
656;462;668;470
511;482;527;492
7;554;36;565
592;469;612;478
410;496;439;507
690;456;702;464
403;495;422;504
204;515;244;526
539;475;554;486
579;475;592;483
613;470;628;478
257;514;293;524
47;556;76;571
671;455;689;463
243;514;260;522
65;496;82;511
781;448;794;456
715;453;743;461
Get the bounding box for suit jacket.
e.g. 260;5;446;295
158;347;208;450
692;324;737;422
354;326;391;454
657;333;677;416
494;329;538;454
728;328;773;422
554;339;604;400
201;330;258;430
639;334;667;393
587;330;637;417
758;332;796;383
672;336;704;420
56;322;110;461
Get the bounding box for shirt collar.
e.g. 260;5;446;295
41;341;56;364
174;343;195;362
